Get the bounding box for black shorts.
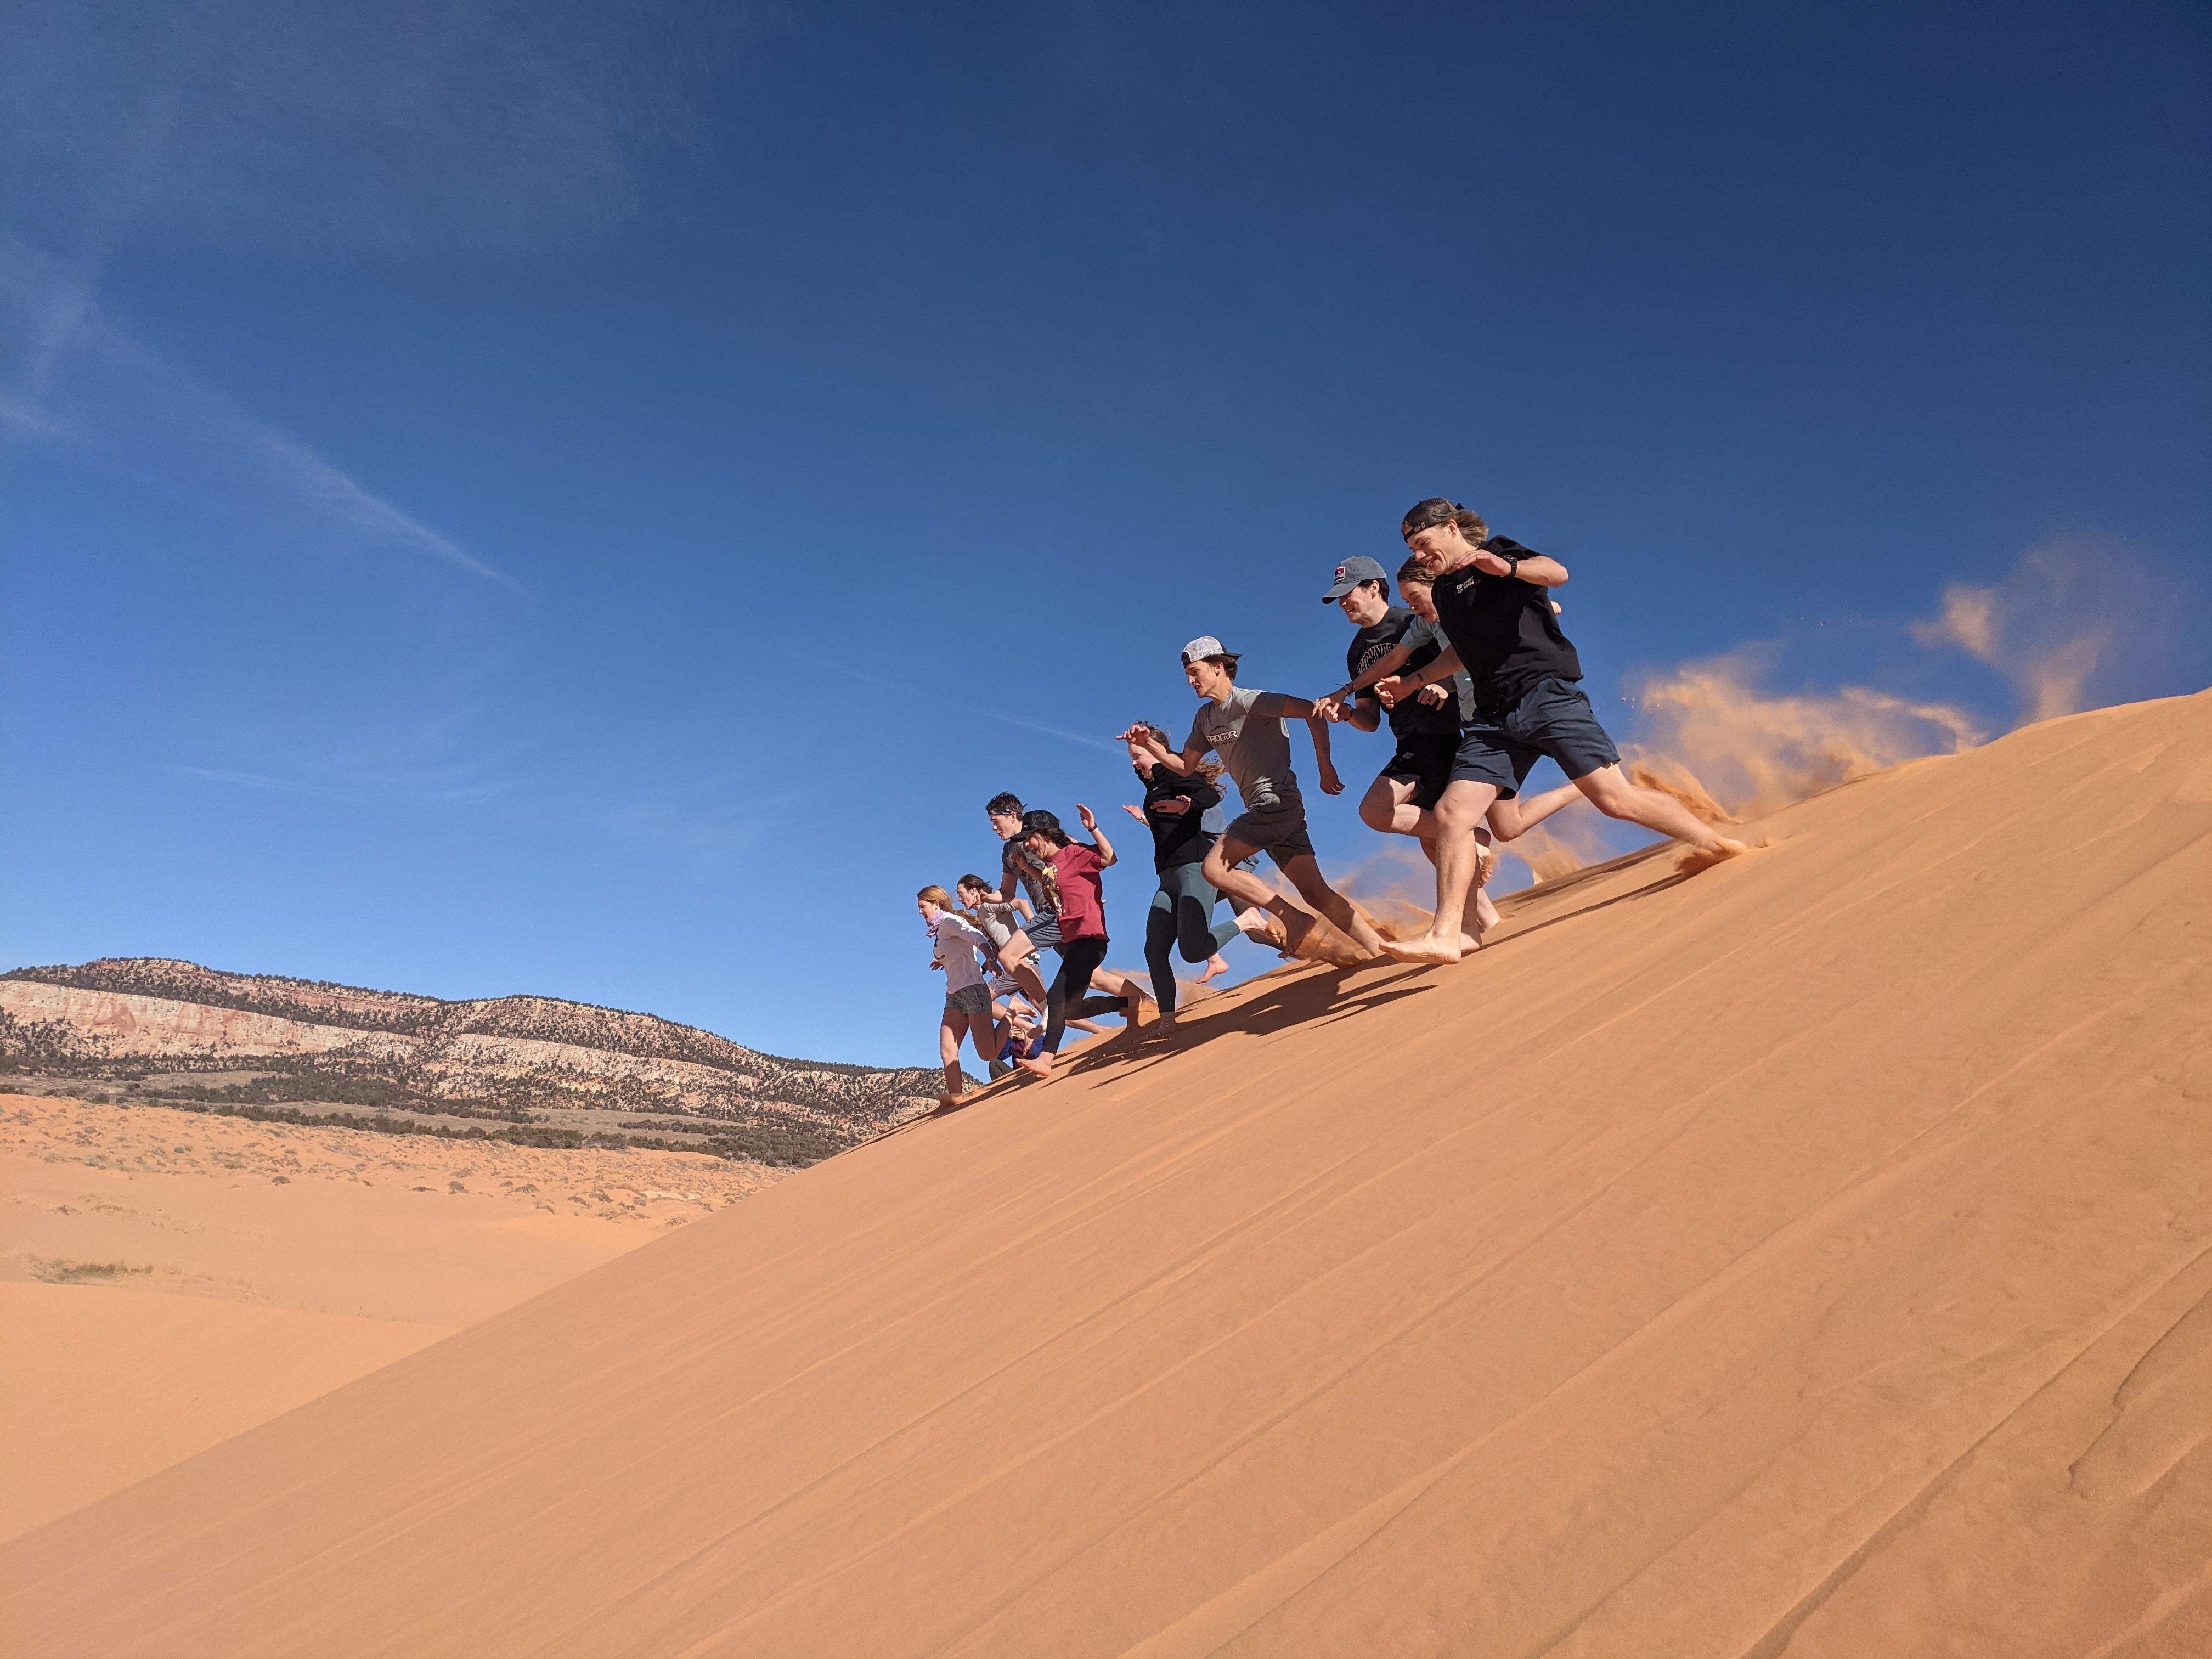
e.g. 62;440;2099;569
1448;677;1620;799
1377;733;1460;810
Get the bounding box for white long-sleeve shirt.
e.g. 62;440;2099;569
929;912;991;994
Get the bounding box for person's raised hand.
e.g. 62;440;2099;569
1373;675;1407;708
1076;803;1097;832
1151;796;1189;816
1120;803;1146;823
1471;546;1516;576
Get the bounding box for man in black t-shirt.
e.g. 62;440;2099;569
1372;498;1747;964
1314;556;1583;943
1320;555;1466;815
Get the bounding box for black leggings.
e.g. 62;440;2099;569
1144;864;1245;1016
1043;935;1122;1054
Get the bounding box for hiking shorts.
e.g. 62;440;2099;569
1222;802;1316;868
1378;732;1461;810
1017;909;1063;951
944;983;991;1017
1448;677;1620;799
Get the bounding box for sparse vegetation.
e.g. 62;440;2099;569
0;958;944;1173
25;1256;155;1284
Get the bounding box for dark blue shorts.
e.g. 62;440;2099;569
1018;910;1063;951
1448;677;1620;799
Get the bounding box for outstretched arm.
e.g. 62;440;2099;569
1075;803;1115;867
1475;547;1568;585
1304;715;1344;796
1120;723;1209;777
1374;642;1465;708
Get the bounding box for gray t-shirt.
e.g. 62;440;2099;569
965;898;1023;951
1187;687;1301;814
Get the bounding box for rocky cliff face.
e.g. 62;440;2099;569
0;960;939;1153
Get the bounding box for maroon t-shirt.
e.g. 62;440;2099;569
1051;843;1108;940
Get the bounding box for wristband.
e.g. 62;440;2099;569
1499;551;1522;576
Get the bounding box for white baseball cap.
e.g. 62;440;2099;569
1180;635;1239;665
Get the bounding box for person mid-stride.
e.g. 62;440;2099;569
980;792;1058;1010
1120;723;1273;1035
1373;499;1747;964
1013;805;1146;1080
1125;637;1386;964
916;885;1000;1107
1314;554;1582;944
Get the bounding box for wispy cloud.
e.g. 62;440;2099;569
1;244;520;589
0;1;746;258
176;766;326;794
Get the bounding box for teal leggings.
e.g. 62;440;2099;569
1146;864;1243;1015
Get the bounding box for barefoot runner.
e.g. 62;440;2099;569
1014;806;1147;1079
1120;724;1270;1033
981;792;1057;1008
916;885;1000;1105
1125;639;1385;963
1315;556;1583;939
1374;499;1746;963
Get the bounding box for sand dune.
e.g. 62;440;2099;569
3;691;2207;1657
0;1097;779;1537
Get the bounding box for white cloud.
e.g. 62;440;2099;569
2;245;518;589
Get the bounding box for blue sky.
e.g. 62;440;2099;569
4;0;2207;1066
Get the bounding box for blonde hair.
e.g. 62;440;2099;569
1138;722;1223;784
917;884;952;908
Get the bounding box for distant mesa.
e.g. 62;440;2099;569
0;958;939;1167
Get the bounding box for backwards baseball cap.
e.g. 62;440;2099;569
1322;555;1390;602
1180;635;1239;666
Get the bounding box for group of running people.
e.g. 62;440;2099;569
916;496;1748;1106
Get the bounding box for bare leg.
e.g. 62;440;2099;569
1381;780;1499;963
1572;764;1747;865
1356;774;1439;842
1203;838;1314;950
997;933;1052;1008
1486;780;1581;842
936;1011;967;1103
1088;965;1151;1036
1277;854;1386;957
964;1007;999;1070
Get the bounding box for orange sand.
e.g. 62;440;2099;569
0;1097;778;1537
2;691;2207;1656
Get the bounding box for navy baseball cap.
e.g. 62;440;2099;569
1322;556;1390;602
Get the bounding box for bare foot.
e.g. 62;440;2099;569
1471;838;1497;886
1152;1012;1178;1036
1459;933;1482;953
1238;907;1288;951
1677;837;1750;875
1196;953;1229;985
1015;1054;1054;1080
1379;932;1466;965
1472;888;1500;934
1276;907;1317;958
